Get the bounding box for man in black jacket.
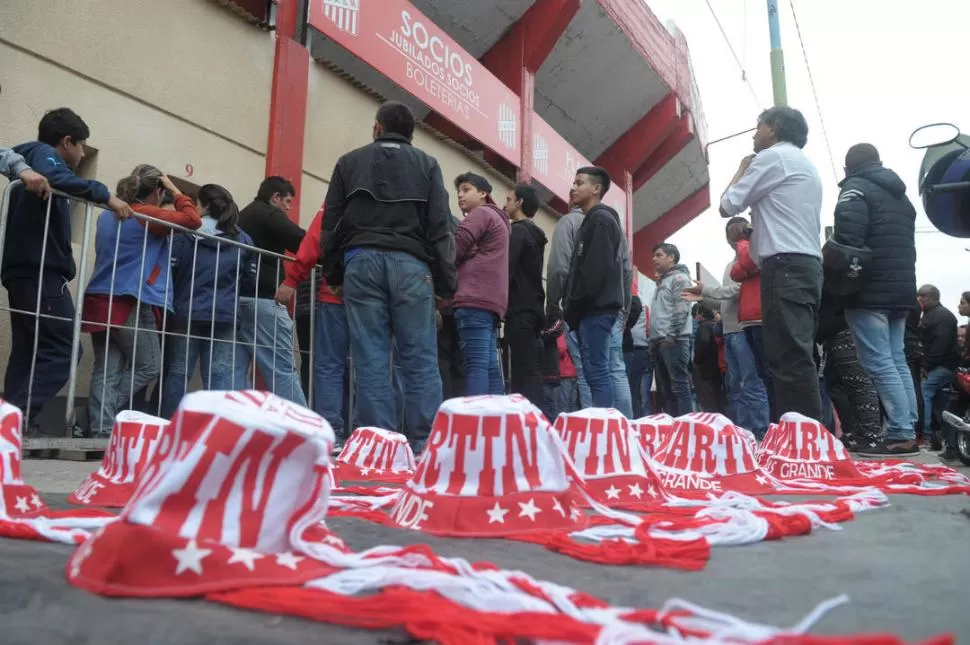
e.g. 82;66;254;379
692;304;725;413
564;166;624;409
320;101;456;450
917;283;960;449
504;183;547;406
237;176;307;406
830;144;919;456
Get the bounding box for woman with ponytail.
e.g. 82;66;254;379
161;183;256;416
82;164;202;436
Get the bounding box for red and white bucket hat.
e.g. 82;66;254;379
651;412;775;498
387;395;585;536
68;411;168;507
333;427;416;484
66;390;336;597
553;409;665;507
630;413;674;457
759;413;862;482
0;400;47;518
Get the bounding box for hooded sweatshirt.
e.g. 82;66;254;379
454;203;510;317
649;263;693;341
564;203;625;328
831;163;916;311
507;217;547;319
545;209;583;316
2;141;111;284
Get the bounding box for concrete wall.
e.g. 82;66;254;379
0;0;557;430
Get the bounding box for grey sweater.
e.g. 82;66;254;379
701;260;741;334
0;148;30;180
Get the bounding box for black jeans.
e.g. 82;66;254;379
4;276;78;424
437;312;465;400
760;253;823;421
505;312;544;407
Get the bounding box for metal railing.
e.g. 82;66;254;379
0;180;350;437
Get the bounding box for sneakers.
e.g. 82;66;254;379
855;439;920;458
842;435;878;453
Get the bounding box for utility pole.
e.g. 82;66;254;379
767;0;787;106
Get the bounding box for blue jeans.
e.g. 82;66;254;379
624;347;654;418
314;302;350;439
922;365;955;436
745;325;778;423
343;249;441;443
454;307;505;395
234;297;307;407
651;338;692;416
724;331;769;437
566;325;592;408
845;309;918;441
578;315;614;408
557;377;579;414
162;322;236;417
609;315;634;417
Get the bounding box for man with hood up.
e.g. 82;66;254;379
563;166;625;409
453;172;510;396
503;183;547;406
829;144;919;456
649;242;694;416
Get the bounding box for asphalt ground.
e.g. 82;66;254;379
2;458;968;644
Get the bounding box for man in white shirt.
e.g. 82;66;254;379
719;106;824;422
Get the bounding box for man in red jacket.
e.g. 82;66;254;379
276;207;349;444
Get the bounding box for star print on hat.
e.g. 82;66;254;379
66;390;337;597
630;413;674;457
0;400;47;518
68;411;168;508
387;395;585;536
553;409;665;508
333;427;416;484
651;413;776;498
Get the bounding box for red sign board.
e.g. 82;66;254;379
309;0;521;165
532;115;627;234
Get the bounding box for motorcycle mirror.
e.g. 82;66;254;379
909;122;962;149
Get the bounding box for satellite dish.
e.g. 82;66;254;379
913;123;970;237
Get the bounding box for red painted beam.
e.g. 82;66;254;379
265;7;309;223
632;183;711;275
482;0;580;80
631;114;695;193
595;94;680;181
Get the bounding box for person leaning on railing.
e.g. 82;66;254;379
81;165;202;437
0;147;51;198
160;184;256;417
1;107;133;437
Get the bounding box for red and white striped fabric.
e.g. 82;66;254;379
553;409;666;507
0;400;47;518
629;413;674;457
384;395;584;536
333;427;415;484
68;411;168;507
760;414;862;482
651;413;776;498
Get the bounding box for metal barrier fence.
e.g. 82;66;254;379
0;180;353;438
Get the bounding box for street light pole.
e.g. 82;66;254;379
767;0;788;106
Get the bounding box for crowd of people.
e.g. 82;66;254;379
0;102;966;461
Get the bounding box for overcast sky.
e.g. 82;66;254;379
647;0;970;317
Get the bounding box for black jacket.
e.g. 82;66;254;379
238;199;305;299
831;164;917;310
563;204;624;329
693;318;721;379
622;295;644;352
904;305;922;364
507;218;547;320
919;303;960;371
320;133;457;297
